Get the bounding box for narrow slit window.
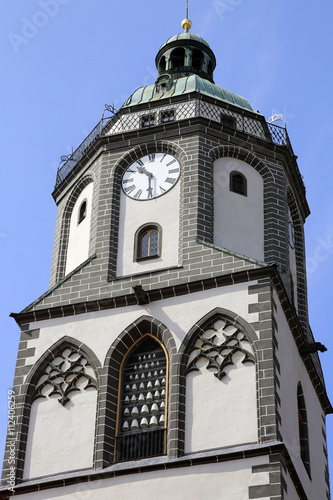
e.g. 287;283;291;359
78;200;87;224
297;383;311;476
230;172;247;196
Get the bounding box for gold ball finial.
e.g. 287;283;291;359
181;18;192;32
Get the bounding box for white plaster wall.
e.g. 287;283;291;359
25;282;259;378
116;182;180;276
274;291;328;499
17;457;270;500
65;182;94;275
185;356;257;452
214;157;264;261
23;389;97;479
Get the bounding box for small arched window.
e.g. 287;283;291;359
159;56;166;72
170;48;185;69
192;49;204;71
136;225;161;260
297;383;311;476
230;172;247;196
115;336;167;461
78;200;87;224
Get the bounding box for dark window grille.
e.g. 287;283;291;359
141;114;155;128
230;172;247;196
161;110;175;123
115;428;166;462
220;113;236;129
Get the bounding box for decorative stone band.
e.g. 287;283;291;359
32;347;98;406
10;265;332;415
0;442;307;499
185;318;255;380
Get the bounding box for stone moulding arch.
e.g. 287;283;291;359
108;141;188;279
176;307;259;455
95;315;178;468
56;173;95;282
209;145;278;263
209;145;273;181
15;336;101;481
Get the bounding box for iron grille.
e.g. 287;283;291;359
115;428;166;462
55;96;305;196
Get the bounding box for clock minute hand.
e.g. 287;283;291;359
147;172;154;198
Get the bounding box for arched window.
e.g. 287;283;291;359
192;49;204;71
115;336;167;461
78;200;87;224
136;225;161;260
170;48;185;69
297;383;311;476
159;56;166;72
230;172;247;196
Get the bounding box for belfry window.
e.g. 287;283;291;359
170;47;185;69
297;383;311;476
78;200;87;224
230;172;247;196
115;336;167;462
136;225;160;260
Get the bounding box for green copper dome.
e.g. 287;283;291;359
122;74;255;112
159;32;211;51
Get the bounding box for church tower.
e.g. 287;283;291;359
1;12;331;500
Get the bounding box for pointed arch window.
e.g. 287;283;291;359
230;172;247;196
297;383;311;476
115;336;167;462
78;200;87;224
135;224;161;261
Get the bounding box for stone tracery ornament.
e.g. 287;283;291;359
33;347;97;406
186;318;255;380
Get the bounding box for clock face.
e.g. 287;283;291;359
288;207;295;248
122;153;181;200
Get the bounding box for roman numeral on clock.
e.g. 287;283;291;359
159;186;166;193
133;189;143;199
125;185;135;194
123;178;133;184
148;154;156;162
136;159;144;166
164;177;176;184
166;159;176;167
168;168;179;174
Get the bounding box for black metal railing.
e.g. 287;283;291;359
54;97;305;195
115;428;166;462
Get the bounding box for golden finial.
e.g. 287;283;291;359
181;0;192;32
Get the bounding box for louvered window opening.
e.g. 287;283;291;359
116;338;167;461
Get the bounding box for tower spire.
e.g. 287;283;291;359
181;0;192;32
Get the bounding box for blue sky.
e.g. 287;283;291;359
1;0;333;488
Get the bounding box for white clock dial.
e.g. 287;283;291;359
122;153;181;200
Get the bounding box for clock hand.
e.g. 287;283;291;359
147;172;154;198
137;166;150;176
